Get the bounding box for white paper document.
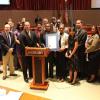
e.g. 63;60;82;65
0;88;7;100
48;35;57;49
6;91;23;100
0;90;23;100
0;88;6;96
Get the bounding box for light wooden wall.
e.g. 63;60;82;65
0;10;100;28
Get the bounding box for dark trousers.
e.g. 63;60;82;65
21;55;32;79
78;52;87;78
48;51;56;78
45;51;56;78
87;50;100;76
45;58;48;78
56;50;67;79
0;47;2;61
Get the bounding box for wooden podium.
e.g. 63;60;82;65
25;47;49;90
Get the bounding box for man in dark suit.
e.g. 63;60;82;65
76;19;87;79
0;44;3;73
0;24;17;80
34;23;45;47
18;21;37;82
42;23;56;79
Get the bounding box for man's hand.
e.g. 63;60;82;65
67;54;72;59
36;43;41;47
16;39;20;44
59;48;64;52
8;48;13;53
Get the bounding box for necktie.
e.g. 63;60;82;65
28;31;31;38
76;29;80;35
37;31;40;38
59;35;61;48
7;34;11;45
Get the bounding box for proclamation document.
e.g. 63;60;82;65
46;33;59;51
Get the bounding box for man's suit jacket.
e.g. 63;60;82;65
77;29;87;52
34;30;45;47
18;30;37;55
0;32;15;56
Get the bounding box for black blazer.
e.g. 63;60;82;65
77;29;87;52
18;30;37;55
34;31;45;47
0;32;16;56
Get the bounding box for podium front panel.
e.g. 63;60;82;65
34;57;42;84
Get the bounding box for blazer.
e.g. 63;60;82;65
0;32;15;56
77;29;87;52
58;32;69;49
86;34;100;53
18;30;37;55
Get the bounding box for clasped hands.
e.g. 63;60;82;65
8;48;14;53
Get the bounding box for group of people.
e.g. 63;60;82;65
0;17;100;85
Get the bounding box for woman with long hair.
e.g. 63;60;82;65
65;28;79;85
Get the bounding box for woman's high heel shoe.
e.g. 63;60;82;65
71;81;76;85
68;79;73;83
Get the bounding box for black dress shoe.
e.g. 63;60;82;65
10;73;17;76
60;78;64;82
71;82;76;85
29;77;32;80
24;78;29;83
0;70;3;73
2;76;7;80
87;79;96;83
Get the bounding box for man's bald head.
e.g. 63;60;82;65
4;24;10;32
24;21;31;31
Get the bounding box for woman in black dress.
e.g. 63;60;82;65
65;28;78;85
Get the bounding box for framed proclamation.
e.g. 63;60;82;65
46;33;59;51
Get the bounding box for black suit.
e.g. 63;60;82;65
0;45;2;61
43;31;56;78
34;31;45;47
0;32;15;56
77;29;87;78
18;30;37;80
